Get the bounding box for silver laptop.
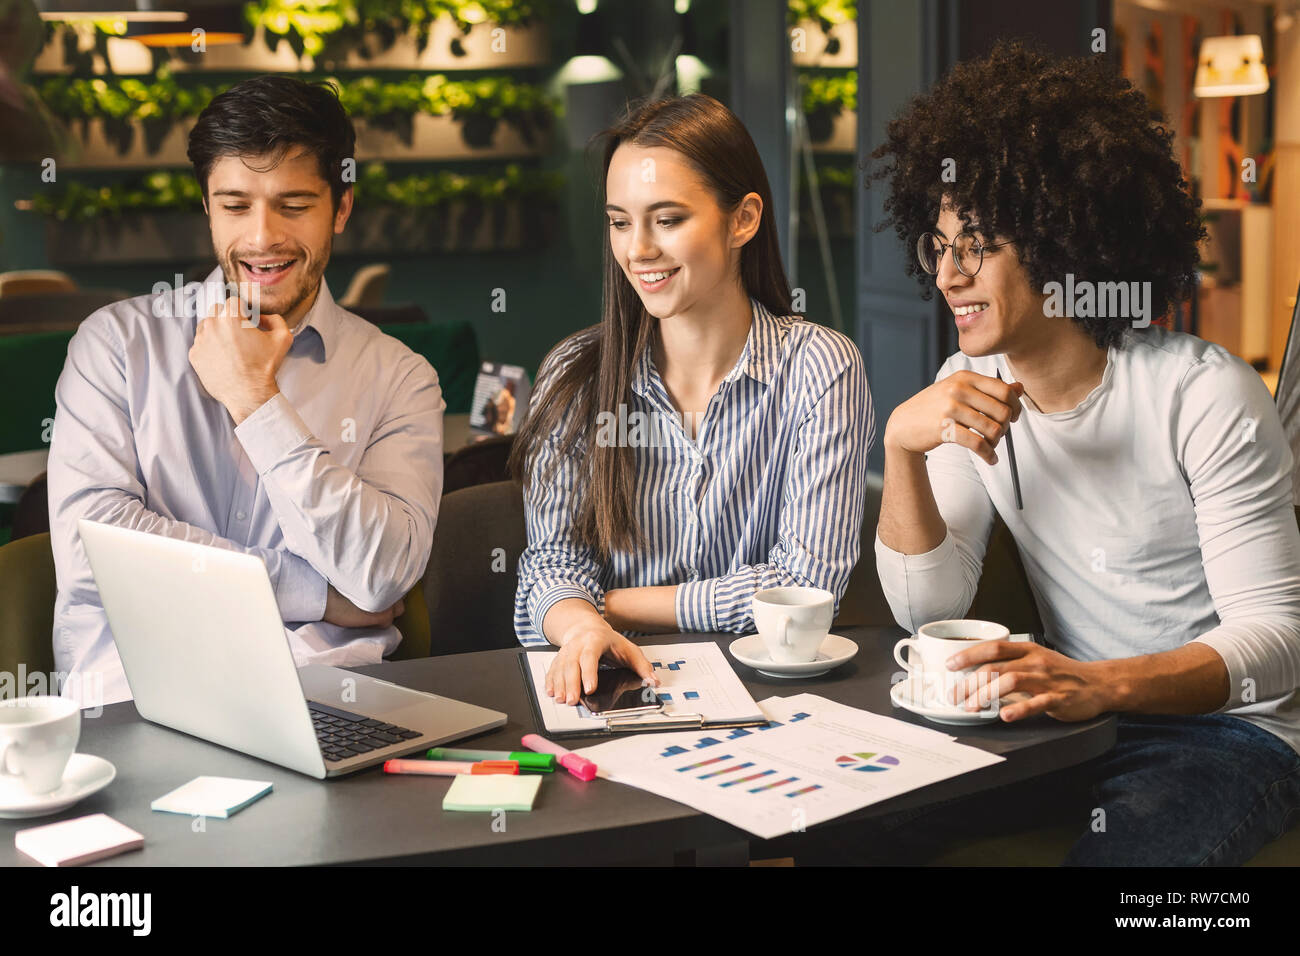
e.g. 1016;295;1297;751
78;518;506;778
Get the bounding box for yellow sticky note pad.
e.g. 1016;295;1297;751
442;774;542;812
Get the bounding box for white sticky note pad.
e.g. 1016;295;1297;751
442;774;542;812
151;776;273;818
16;813;144;867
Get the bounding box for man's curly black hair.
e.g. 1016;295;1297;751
868;40;1205;349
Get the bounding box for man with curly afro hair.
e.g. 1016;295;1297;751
856;42;1300;866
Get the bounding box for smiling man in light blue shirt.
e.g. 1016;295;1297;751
48;76;444;707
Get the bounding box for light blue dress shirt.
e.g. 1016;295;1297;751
48;267;445;706
514;299;874;645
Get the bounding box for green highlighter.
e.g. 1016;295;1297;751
427;747;556;773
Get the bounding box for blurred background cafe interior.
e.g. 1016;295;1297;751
0;0;1297;557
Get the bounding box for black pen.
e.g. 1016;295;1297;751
995;369;1023;510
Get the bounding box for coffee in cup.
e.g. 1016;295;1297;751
892;619;1010;710
0;696;81;795
752;587;834;663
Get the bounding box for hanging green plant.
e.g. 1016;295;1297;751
800;70;856;115
243;0;553;63
335;73;558;147
37;71;558;154
787;0;856;30
28;163;563;222
37;68;220;155
799;70;855;144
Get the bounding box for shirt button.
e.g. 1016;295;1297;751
236;511;247;521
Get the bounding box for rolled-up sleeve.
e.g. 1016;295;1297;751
675;332;874;633
48;311;328;626
234;353;444;613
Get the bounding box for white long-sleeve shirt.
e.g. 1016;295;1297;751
48;268;444;707
874;327;1300;754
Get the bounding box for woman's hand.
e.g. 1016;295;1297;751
544;616;659;706
884;369;1024;466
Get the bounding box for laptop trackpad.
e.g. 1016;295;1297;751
297;664;504;737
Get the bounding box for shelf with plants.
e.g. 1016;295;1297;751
28;163;564;264
790;0;856;151
35;70;561;168
800;69;856;152
789;0;856;68
33;0;555;76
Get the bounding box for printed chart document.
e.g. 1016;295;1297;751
526;642;764;734
574;693;1005;839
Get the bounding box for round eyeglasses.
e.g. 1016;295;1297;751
916;231;1013;278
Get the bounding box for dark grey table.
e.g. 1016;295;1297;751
0;627;1115;866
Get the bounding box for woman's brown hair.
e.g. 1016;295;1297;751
508;93;793;561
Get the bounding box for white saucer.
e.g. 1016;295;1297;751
0;754;117;819
729;633;858;678
890;678;1002;725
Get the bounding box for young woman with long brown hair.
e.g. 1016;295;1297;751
510;94;874;704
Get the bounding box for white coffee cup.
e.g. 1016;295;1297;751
753;587;834;663
893;619;1010;710
0;696;81;795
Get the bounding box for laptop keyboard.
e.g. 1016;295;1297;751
308;701;422;764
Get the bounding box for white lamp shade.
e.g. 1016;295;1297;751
1194;34;1269;97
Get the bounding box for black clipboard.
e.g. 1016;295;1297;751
517;651;771;739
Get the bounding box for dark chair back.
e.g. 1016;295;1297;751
11;472;49;542
443;436;514;495
423;480;528;655
838;477;1043;633
0;290;127;335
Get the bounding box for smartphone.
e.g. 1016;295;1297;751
579;668;664;717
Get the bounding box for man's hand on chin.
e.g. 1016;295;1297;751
189;294;293;425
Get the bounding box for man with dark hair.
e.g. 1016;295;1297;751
812;42;1300;866
48;76;444;706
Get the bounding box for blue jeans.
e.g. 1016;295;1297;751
777;714;1300;866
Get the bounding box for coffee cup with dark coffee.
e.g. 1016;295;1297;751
892;619;1010;710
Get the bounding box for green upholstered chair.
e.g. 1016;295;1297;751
379;321;480;415
0;532;57;685
0;330;73;456
389;579;432;661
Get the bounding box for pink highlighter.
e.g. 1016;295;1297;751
522;733;598;782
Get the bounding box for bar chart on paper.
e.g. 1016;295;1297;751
649;654;730;711
658;713;813;758
575;694;1005;839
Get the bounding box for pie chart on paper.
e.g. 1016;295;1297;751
835;752;901;772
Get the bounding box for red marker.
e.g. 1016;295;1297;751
384;759;518;776
521;734;597;782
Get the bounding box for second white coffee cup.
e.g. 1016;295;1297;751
753;587;834;663
893;619;1010;709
